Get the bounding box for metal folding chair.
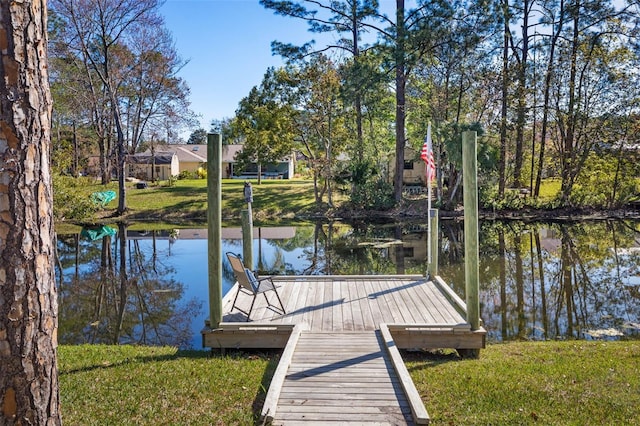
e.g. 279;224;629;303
225;252;286;321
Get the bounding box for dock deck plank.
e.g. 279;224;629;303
213;276;479;337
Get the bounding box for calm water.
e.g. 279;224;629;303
55;220;640;349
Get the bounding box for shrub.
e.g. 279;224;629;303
350;178;395;210
570;153;638;208
53;174;98;221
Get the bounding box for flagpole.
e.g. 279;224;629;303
426;122;432;275
421;121;435;279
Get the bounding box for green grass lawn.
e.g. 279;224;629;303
59;345;277;425
59;341;640;425
69;178;322;224
537;178;561;202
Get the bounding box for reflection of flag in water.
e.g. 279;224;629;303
420;123;435;182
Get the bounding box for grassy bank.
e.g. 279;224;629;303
59;341;640;425
70;178;322;224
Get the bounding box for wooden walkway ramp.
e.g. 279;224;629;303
261;328;429;425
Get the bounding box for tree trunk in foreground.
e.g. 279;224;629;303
0;1;61;424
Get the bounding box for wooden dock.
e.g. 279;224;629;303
203;275;485;350
202;275;485;425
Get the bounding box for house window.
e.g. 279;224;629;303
403;247;415;257
404;161;414;170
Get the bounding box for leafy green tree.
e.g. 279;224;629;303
232;68;297;184
261;0;380;159
210;118;236;144
263;0;458;203
533;0;566;197
570;151;638;208
408;0;499;205
188;128;207;144
340;51;395;182
284;55;349;206
552;1;637;205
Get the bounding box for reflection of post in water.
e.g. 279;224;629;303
534;230;549;339
92;231;114;344
514;231;526;339
498;228;507;340
151;230;158;273
74;233;80;283
115;222;128;344
394;225;405;275
559;229;574;337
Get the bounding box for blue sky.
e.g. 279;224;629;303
160;0;319;135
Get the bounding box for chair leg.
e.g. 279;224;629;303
230;285;242;313
274;289;286;314
246;295;257;321
262;289;286;315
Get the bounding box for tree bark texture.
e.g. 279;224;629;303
0;0;60;424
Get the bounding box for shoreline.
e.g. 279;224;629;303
81;202;640;228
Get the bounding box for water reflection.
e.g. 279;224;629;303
56;224;200;348
55;220;640;348
438;220;640;342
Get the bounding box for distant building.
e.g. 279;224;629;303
389;145;430;187
127;151;179;181
145;144;294;179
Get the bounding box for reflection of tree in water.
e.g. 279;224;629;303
323;221;398;275
57;219;640;344
56;225;201;348
440;220;640;342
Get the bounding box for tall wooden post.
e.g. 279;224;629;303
428;208;439;278
207;133;222;329
242;181;254;269
462;131;480;331
241;210;254;270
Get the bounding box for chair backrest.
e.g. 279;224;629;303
226;252;257;293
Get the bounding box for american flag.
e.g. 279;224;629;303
420;123;435;182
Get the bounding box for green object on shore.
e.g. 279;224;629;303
90;190;116;207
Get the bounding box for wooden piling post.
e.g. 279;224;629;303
241;209;254;270
428;208;439;278
462;131;480;331
207;133;222;329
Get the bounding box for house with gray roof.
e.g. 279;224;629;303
127;151;179;181
129;144;294;179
